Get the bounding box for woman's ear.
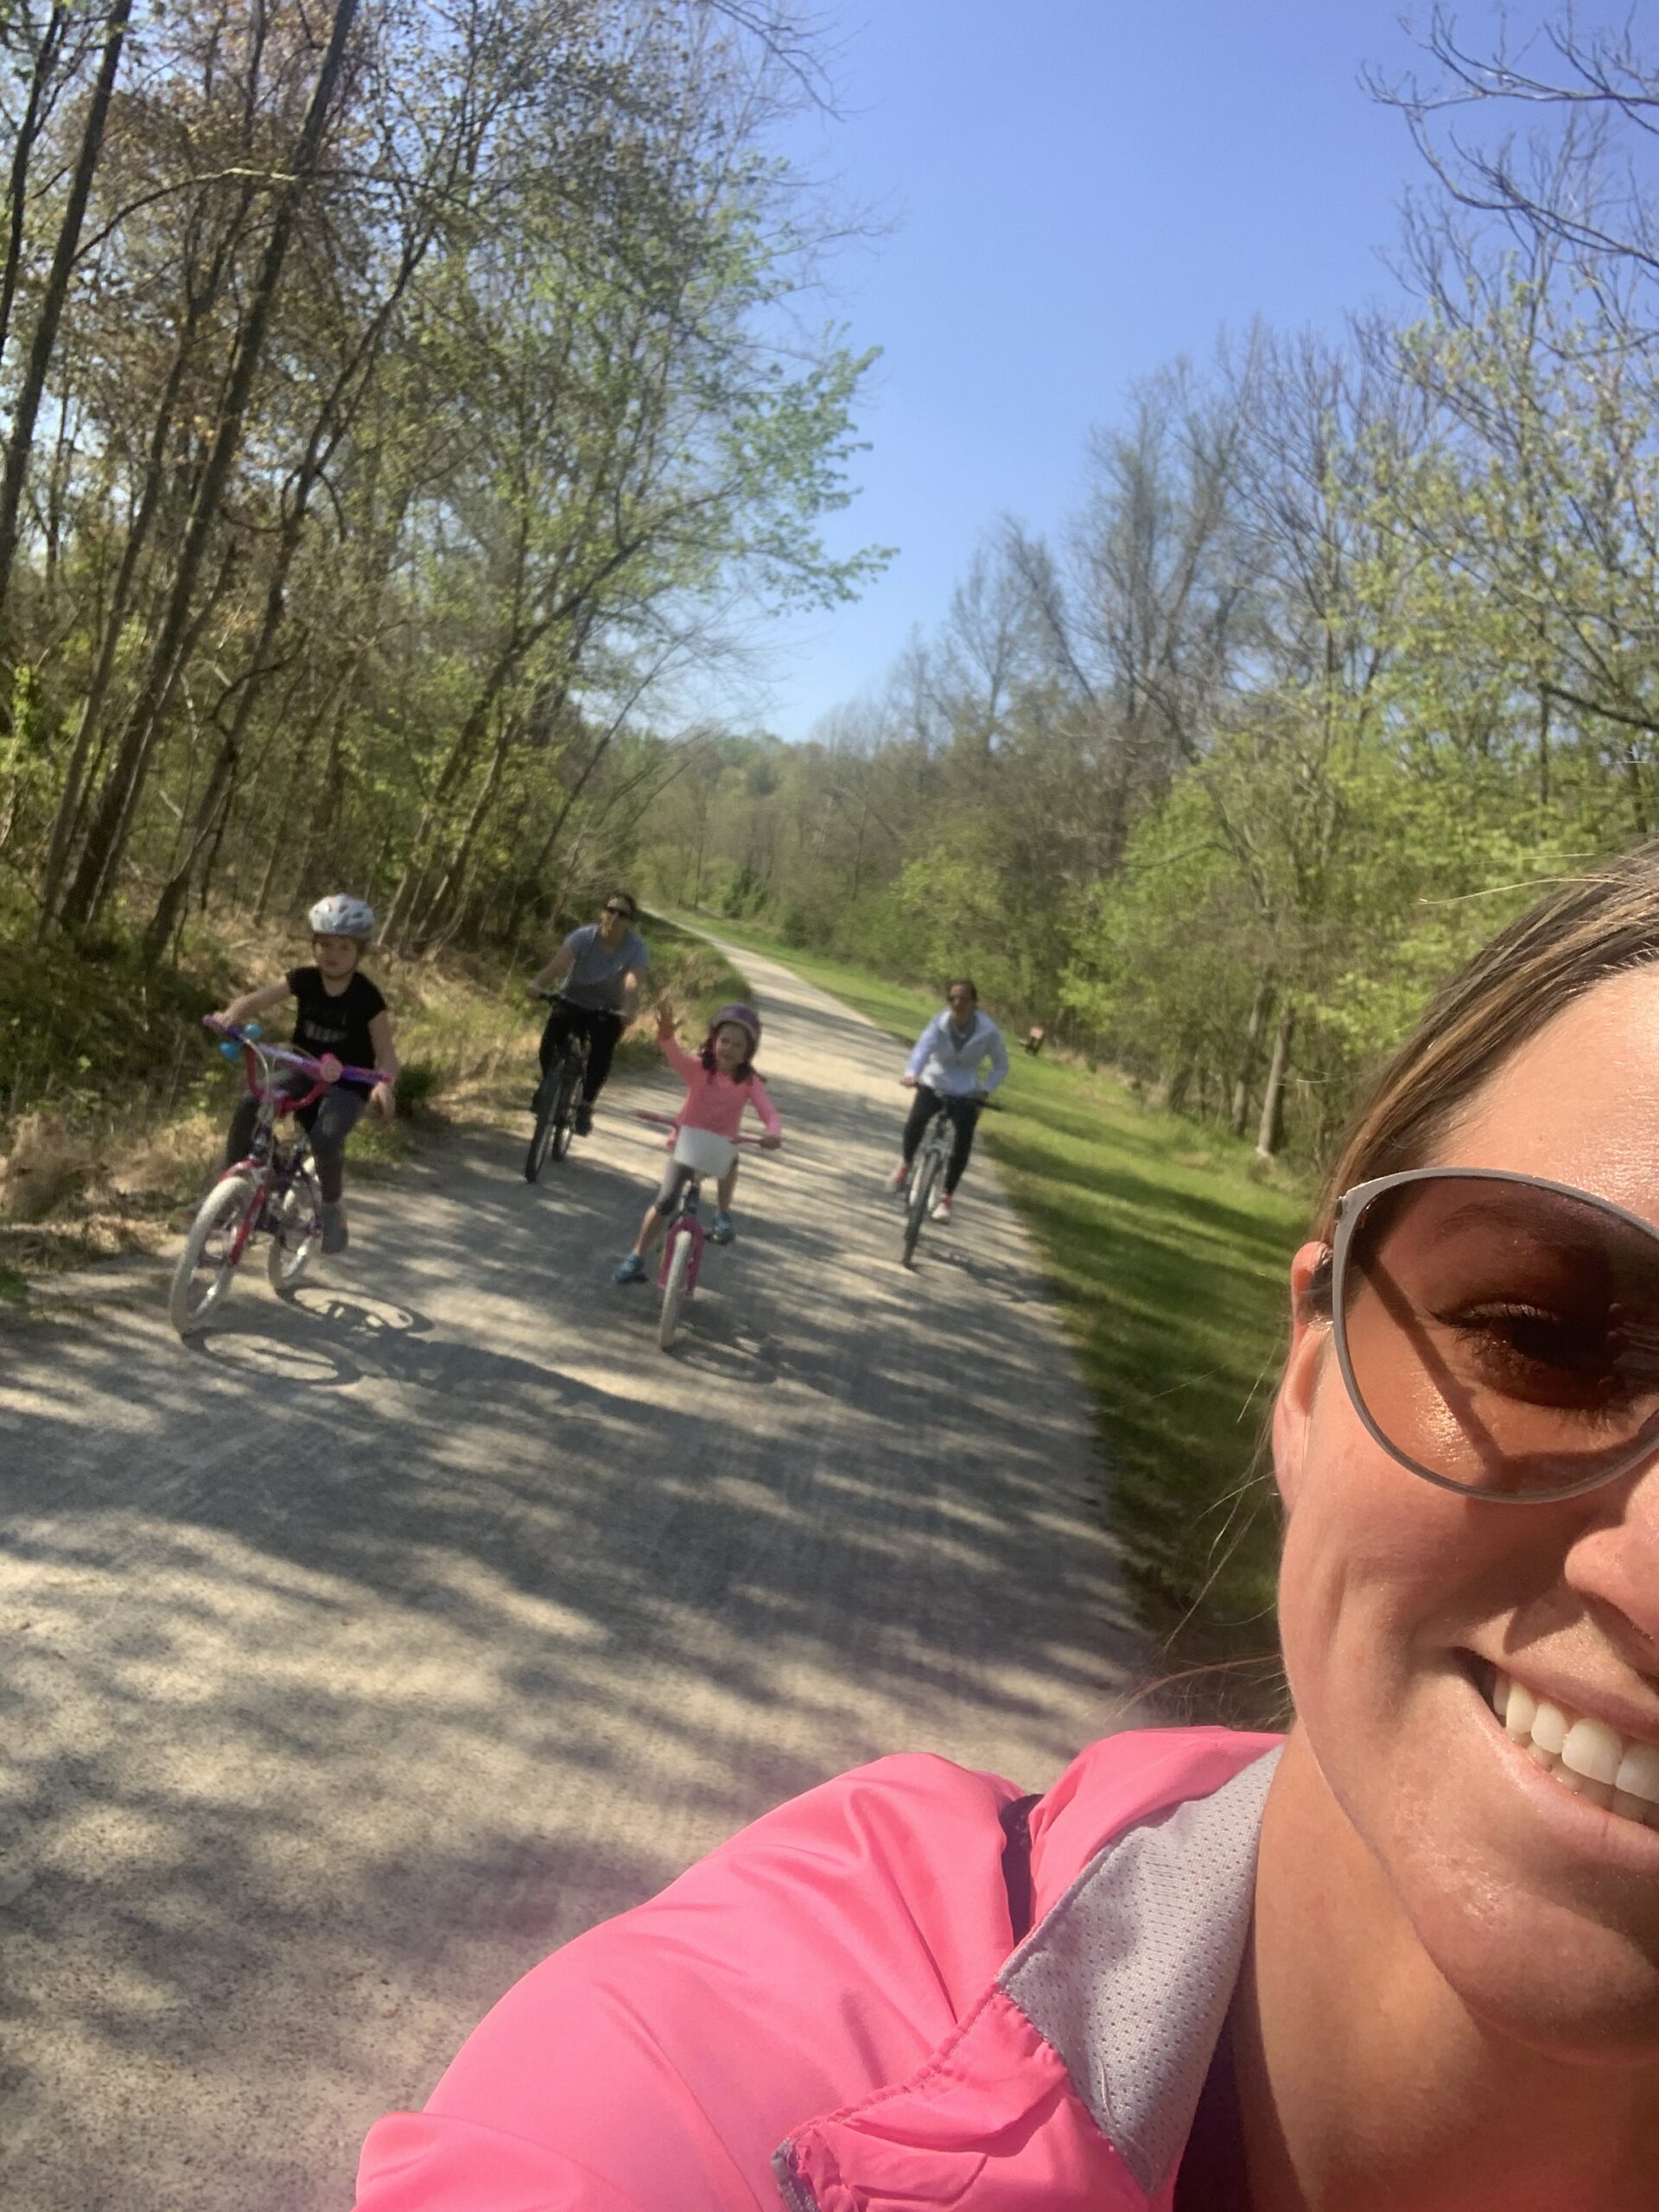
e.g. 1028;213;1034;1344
1273;1241;1332;1515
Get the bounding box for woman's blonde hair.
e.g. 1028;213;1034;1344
1317;845;1659;1239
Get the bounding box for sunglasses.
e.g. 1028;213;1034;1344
1324;1168;1659;1504
603;905;633;919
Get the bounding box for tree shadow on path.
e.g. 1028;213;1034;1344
0;936;1147;2212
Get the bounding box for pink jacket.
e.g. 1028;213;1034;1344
661;1034;781;1143
354;1727;1282;2209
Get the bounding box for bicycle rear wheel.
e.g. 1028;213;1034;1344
525;1065;566;1181
170;1174;259;1335
266;1160;322;1294
658;1226;693;1350
902;1150;941;1268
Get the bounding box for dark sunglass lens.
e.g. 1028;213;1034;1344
1340;1176;1659;1497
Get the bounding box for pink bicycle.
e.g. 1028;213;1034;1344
168;1019;389;1337
636;1110;774;1350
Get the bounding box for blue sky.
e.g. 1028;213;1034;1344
747;1;1497;741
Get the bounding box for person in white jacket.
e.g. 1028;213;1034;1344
887;977;1008;1223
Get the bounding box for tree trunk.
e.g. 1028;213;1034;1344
36;210;257;936
501;725;605;942
141;104;463;956
142;500;317;951
411;715;518;948
143;702;249;953
76;540;238;924
0;0;133;656
0;3;68;362
1230;970;1274;1137
382;637;528;944
1155;1055;1195;1116
1255;1002;1295;1162
55;0;360;930
1624;744;1649;841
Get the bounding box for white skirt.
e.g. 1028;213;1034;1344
671;1124;737;1178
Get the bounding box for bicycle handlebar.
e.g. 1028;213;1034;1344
530;986;625;1008
634;1109;777;1150
923;1090;1001;1109
204;1016;388;1091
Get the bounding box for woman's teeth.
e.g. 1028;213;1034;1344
1489;1671;1659;1827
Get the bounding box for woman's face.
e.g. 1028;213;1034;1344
712;1022;750;1071
1274;966;1659;2059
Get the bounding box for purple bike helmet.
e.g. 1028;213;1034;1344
709;1002;762;1051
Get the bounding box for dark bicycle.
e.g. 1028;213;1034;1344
525;989;592;1182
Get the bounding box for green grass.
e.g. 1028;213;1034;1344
685;910;1309;1689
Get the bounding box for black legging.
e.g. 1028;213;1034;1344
538;1001;623;1102
225;1078;364;1204
902;1086;982;1194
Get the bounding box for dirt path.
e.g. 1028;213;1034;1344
0;940;1141;2212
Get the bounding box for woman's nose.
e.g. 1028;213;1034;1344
1564;1459;1659;1666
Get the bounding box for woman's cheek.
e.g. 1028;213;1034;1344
1274;1408;1442;1744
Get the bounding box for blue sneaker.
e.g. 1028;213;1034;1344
613;1252;645;1284
709;1210;735;1244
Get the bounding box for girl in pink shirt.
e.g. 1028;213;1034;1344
613;1001;782;1281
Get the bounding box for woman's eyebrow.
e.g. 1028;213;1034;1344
1416;1197;1630;1268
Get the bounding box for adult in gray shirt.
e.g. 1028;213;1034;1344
527;890;649;1134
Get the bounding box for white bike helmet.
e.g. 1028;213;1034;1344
308;893;376;942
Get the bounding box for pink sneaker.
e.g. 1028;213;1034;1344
930;1192;953;1224
886;1161;909;1193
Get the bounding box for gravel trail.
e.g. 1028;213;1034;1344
0;940;1140;2211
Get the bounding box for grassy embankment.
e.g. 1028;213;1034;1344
698;914;1309;1683
0;906;745;1300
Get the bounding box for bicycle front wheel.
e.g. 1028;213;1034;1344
550;1050;582;1161
170;1174;259;1335
902;1152;940;1268
525;1066;564;1181
266;1161;322;1294
658;1228;693;1350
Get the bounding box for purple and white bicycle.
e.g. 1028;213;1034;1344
168;1018;388;1337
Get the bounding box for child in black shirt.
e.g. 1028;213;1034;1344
211;894;398;1253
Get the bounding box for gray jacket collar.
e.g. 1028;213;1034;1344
1000;1746;1281;2196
